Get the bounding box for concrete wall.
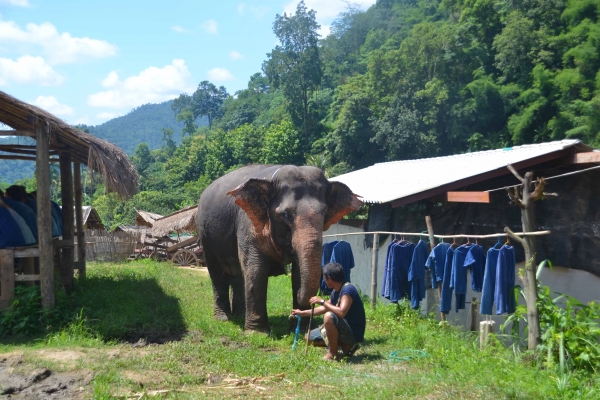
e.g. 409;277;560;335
324;222;600;331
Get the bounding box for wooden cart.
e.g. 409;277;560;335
129;234;205;267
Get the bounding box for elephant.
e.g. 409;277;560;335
196;164;362;332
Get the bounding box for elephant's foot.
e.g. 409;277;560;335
244;326;271;335
214;310;232;322
244;319;270;335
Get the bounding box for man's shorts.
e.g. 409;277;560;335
309;312;358;345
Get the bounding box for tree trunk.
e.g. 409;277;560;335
521;172;541;350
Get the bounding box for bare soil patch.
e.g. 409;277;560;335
0;354;92;399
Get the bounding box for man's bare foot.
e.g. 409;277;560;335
323;353;336;361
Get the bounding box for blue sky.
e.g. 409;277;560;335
0;0;375;126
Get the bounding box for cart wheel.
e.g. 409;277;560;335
139;252;149;259
171;249;199;267
149;250;162;261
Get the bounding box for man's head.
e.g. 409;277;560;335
323;262;345;284
5;185;27;202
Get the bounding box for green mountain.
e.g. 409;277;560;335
82;100;192;155
0;100;207;184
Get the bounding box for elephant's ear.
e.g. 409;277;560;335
324;182;363;231
227;178;273;234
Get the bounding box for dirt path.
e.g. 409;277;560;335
0;353;93;399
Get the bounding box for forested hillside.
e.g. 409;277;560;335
46;0;600;228
81;101;207;155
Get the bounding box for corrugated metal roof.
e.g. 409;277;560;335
330;140;590;204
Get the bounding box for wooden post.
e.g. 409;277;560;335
59;152;75;293
470;297;478;331
35;123;55;308
426;215;446;322
505;168;542;350
0;249;15;309
370;232;379;307
480;320;495;349
74;162;86;278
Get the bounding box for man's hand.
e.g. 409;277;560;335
291;309;307;318
309;296;324;306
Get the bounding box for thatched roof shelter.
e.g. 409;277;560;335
0;90;138;198
152;205;197;237
135;209;163;228
0;90;139;309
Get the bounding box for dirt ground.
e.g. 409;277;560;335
0;352;93;399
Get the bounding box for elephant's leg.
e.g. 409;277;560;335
240;249;274;333
291;259;302;310
230;273;245;318
204;246;232;321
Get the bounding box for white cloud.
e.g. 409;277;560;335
0;19;117;64
72;116;92;125
95;112;119;121
318;25;331;38
229;51;244;60
88;59;194;110
0;56;64;86
0;0;29;6
283;0;375;24
102;71;119;88
207;67;234;81
33;95;74;115
171;25;187;33
237;3;270;18
201;20;218;34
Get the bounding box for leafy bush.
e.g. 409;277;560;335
0;286;50;336
504;261;600;373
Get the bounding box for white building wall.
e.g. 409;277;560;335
325;222;600;331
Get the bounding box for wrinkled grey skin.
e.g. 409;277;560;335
196;165;362;332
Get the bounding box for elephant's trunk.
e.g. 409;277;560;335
292;216;323;308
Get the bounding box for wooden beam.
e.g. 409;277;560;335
74;162;86;278
569;152;600;164
0;130;34;137
15;274;40;282
0;155;60;162
36;124;55;309
447;191;490;203
60;152;75;293
14;247;40;258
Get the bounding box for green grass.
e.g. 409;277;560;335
1;260;599;399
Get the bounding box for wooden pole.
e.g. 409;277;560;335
426;216;445;321
470;297;478;331
36;123;55;309
59;152;75;293
0;249;15;310
505;168;542;350
74;162;86;278
370;233;379;307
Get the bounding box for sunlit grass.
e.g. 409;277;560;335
1;260;598;398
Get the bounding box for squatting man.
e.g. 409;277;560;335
291;262;366;361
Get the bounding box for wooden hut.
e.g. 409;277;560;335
0;90;138;309
135;209;163;228
151;205;197;237
76;206;104;230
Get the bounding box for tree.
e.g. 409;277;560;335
263;0;323;139
190;81;229;130
172;81;229;131
262;119;302;165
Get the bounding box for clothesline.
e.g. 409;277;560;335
485;164;600;192
323;230;551;239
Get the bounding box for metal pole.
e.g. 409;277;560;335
370;232;379;307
